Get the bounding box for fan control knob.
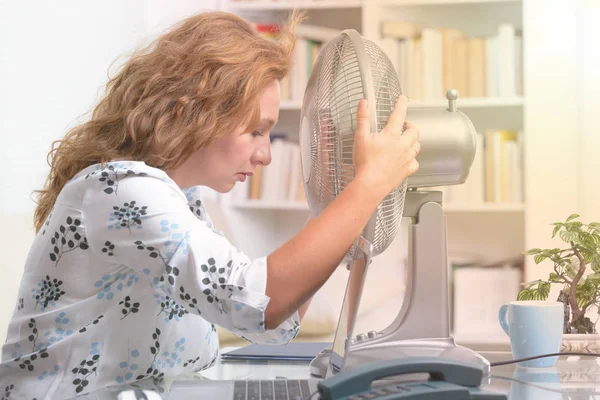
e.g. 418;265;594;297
367;331;378;339
446;89;459;112
356;333;367;341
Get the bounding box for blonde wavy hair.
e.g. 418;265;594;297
34;10;303;232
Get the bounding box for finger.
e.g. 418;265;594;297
355;99;370;137
400;126;420;147
403;120;419;136
384;95;409;134
412;141;421;155
408;159;420;175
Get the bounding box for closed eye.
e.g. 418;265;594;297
252;130;263;137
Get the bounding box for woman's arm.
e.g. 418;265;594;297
264;97;419;329
296;214;314;322
265;178;385;329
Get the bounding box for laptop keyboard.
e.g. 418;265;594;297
233;379;312;400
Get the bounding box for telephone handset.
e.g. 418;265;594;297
317;357;506;400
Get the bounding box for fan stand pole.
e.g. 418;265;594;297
310;190;490;378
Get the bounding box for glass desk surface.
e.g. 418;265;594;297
69;349;600;399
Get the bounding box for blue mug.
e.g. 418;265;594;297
498;301;564;367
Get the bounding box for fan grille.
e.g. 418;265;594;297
301;32;407;260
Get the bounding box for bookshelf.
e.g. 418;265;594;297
223;0;363;10
280;97;523;110
213;0;587;344
228;200;525;213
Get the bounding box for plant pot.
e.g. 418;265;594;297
561;333;600;354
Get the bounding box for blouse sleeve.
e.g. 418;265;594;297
82;165;299;345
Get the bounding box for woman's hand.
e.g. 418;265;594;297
352;96;420;197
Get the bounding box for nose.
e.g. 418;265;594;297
253;143;272;166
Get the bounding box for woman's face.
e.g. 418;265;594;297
168;79;279;192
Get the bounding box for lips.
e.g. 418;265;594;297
236;172;253;182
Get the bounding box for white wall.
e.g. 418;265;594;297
0;0;217;346
523;0;600;282
578;1;600;224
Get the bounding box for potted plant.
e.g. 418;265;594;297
518;214;600;352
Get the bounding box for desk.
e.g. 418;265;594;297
200;348;600;399
76;349;600;399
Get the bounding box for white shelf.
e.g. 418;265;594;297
229;200;524;212
223;0;362;10
279;97;523;110
379;0;519;5
444;203;525;212
280;100;303;110
452;332;510;345
411;96;524;108
229;200;310;210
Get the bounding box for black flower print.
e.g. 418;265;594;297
72;353;100;394
15;348;49;372
49;216;89;265
198;258;242;314
85;164;148;195
157;296;188;321
1;384;14;400
32;276;65;311
78;315;104;333
119;296;140;320
101;241;115;256
8;320;50;373
135;329;165;381
26;318;40;352
17;298;24;311
182;356;200;368
178;286;202;315
188;199;205;220
135;241;179;285
109;201;148;233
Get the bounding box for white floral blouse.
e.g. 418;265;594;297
0;161;299;400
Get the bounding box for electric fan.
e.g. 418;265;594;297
299;29;491;379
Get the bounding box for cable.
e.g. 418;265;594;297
490;351;600;367
303;389;319;400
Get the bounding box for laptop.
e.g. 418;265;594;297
166;377;320;400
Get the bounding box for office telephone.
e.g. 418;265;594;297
317;357;506;400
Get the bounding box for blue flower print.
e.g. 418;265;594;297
159;219;189;260
90;342;103;356
8;342;22;360
37;365;60;381
40;312;74;348
142;268;162;290
115;348;141;384
156;337;186;370
55;311;70;325
183;187;198;203
95;271;139;300
204;324;217;346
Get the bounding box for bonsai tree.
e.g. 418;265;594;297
518;214;600;334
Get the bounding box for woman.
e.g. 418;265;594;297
0;10;420;399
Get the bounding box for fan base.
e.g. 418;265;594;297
310;337;490;381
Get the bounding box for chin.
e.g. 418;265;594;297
213;182;236;194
